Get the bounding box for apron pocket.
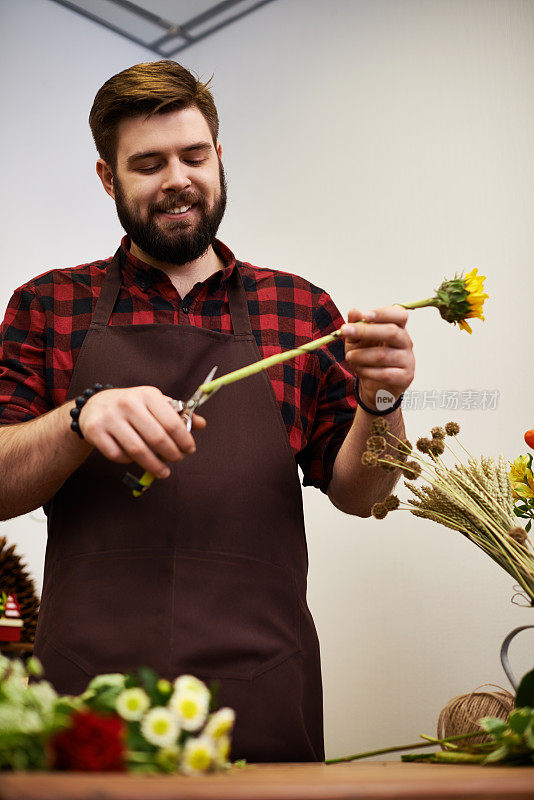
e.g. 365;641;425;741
170;549;300;681
43;548;174;677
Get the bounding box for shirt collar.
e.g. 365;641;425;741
119;235;237;291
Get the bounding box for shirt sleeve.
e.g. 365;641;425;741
297;291;356;493
0;284;52;424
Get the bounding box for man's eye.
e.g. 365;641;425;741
184;158;206;166
138;165;160;173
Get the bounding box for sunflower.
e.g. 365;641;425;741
402;268;488;333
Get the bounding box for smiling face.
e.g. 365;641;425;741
99;106;227;267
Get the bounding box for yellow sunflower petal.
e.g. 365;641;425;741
458;318;473;334
464;268;489;321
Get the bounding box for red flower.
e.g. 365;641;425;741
51;710;126;771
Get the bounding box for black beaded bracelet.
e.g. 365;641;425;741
70;383;113;439
354;376;404;417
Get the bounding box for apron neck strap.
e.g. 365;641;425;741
91;246;252;337
91;248;123;326
227;263;253;337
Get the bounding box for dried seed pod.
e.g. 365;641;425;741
380;454;397;472
508;527;528;545
370;418;390;435
398;439;413;457
371;502;388;519
429;439;445;456
416;437;432;453
366;435;387;454
361;450;379;467
384;494;400;511
403;460;422;479
431;426;446;440
445;422;460;436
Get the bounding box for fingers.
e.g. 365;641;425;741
346;344;412;370
341;306;415;399
80;386;208;478
344;305;409;334
191;413;207;430
341;319;412;350
109;418;172;478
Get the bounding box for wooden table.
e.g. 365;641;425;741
1;761;534;800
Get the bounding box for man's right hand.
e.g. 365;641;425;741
79;386;207;479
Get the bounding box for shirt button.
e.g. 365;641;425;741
139;280;149;291
181;305;189;314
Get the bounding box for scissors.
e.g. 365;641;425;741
123;366;219;497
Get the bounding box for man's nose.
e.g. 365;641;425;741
161;158;191;192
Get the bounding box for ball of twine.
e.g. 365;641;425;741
437;684;515;749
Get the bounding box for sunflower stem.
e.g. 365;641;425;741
400;298;439;310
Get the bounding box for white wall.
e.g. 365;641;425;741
1;0;534;761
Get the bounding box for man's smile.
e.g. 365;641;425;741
155;203;196;220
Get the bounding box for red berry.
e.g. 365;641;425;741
525;430;534;450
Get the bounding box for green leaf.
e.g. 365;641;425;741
507;709;532;735
479;717;507;737
516;669;534;708
483;745;511;763
526;520;532;533
90;685;122;713
137;667;159;702
124;672;138;689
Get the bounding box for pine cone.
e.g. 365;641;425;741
0;537;40;644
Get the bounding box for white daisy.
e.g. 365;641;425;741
214;735;231;767
140;707;180;748
116;687;151;721
173;674;210;700
180;735;216;775
204;707;235;739
168;688;209;732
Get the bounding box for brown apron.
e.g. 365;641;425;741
33;249;324;762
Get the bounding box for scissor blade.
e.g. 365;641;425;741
187;366;219;409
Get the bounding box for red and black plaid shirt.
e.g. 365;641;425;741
0;237;356;492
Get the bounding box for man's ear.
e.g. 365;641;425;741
217;142;222;159
96;159;115;200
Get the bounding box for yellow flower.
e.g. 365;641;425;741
401;268;488;333
510;455;530;483
509;456;534;500
458;268;489;333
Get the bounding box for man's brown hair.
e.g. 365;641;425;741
89;61;219;169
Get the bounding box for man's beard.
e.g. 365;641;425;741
113;161;227;266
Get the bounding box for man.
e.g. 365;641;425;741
0;62;414;762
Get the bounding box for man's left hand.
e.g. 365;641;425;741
340;306;415;411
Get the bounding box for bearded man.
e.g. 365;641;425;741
0;61;414;763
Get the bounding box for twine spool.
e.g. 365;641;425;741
437;684;515;749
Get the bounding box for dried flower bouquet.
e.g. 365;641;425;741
362;420;534;605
